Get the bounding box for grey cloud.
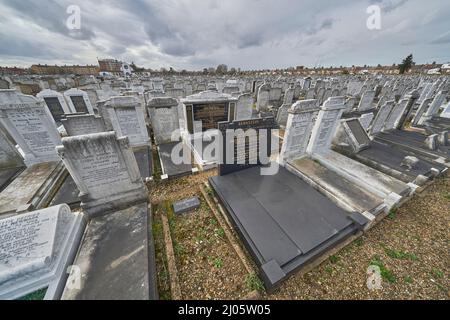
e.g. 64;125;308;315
429;31;450;45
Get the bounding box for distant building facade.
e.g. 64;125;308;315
0;66;28;75
30;64;99;75
98;59;123;74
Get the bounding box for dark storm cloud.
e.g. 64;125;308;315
0;0;449;69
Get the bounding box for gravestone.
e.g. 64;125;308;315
369;101;395;136
307;97;347;155
235;93;254;120
0;90;61;167
37;89;74;124
440;102;450;119
280;100;319;162
256;84;270;112
56;132;148;218
384;93;417;131
0;204;85;300
173;197;200;215
61;114;106;137
64;89;94;115
105;96;150;148
357;90;376;112
359;113;375;130
412;98;432;126
276;104;290;128
218;117;277;176
283;88;294;105
147;97;180;145
419;90;448;125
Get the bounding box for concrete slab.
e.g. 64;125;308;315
288;158;384;214
0;162;66;216
61;202;157;300
158;142;192;178
209;165;365;290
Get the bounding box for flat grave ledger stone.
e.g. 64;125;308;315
0;204;86;300
0;90;62;167
56;132;148;218
61;114;106;137
105;96;150;148
61;202;157;300
173;197;201;215
63;89;94;115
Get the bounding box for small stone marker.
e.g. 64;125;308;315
173;197;200;215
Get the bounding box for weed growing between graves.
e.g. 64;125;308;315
245;273;265;293
387;208;397;220
382;245;418;261
370;255;396;283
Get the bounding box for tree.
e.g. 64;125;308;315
398;54;414;74
216;64;228;74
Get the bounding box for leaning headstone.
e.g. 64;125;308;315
283;88;294;105
359;113;375;130
357;90;376;112
0;204;85;300
280;99;320;162
276;104;290;128
64;89;94;114
0;90;61;167
61;114;106;137
384;93;418;131
37;89;74;124
307;97;347;155
56;132;148;218
369;101;396;136
418;90;448;125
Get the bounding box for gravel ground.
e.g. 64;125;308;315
151;170;253;300
151;169;449;300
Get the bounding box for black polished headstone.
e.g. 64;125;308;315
173;197;200;215
218;117;278;176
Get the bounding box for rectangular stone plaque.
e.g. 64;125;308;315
173;197;200;215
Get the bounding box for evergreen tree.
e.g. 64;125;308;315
398;54;414;74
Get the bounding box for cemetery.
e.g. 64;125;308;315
0;59;449;300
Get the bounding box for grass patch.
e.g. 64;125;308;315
213;258;223;269
370;256;396;283
215;227;225;239
329;255;340;264
431;269;444;279
354;238;364;247
387;208;397;220
18;288;47;300
404;276;413;284
443;193;450;200
383;246;418;261
245;273;265;293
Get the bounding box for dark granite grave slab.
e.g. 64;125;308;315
173;197;200;214
158;142;192;178
50;174;80;208
377;130;450;159
61;202;157;300
209;165;366;290
335;139;446;185
0;167;24;192
133;145;153;179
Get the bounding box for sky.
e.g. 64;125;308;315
1;0;450;70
